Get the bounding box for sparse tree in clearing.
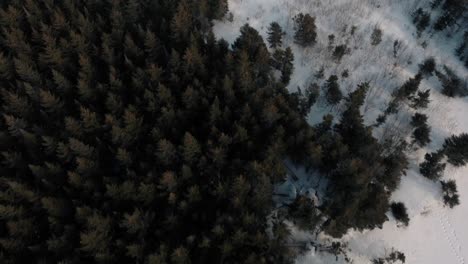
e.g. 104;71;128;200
342;69;349;78
410;113;431;147
443;133;468;167
418;57;436;76
267;22;285;49
391;202;409;226
328;34;335;50
315;67;325;79
410;89;430;109
332;44;349;62
324;75;342;105
419;151;446;180
293;13;317;47
371;27;383;46
441;180;460;208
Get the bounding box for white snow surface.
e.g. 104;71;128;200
214;0;468;263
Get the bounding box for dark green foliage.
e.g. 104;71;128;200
412;8;431;36
391;202;409;226
371;27;383;46
324;75;342;105
271;47;295;85
332;44;349;62
436;66;467;97
267;22;285;49
373;249;406;264
293;13;317;47
410;89;431;109
441;180;460;208
433;0;466;31
419;57;436;76
319;83;409;237
410;113;431;148
455;31;468;68
443;133;468;166
394;74;423;100
420;151;446;180
287;196;321;231
295;83;320;116
0;1;308;263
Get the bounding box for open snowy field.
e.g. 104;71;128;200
214;0;468;263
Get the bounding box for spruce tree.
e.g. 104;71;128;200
293;13;317;47
441;180;460;208
267;22;284;49
420;151;446;180
325;75;342;105
443;133;468;167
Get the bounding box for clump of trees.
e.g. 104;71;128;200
433;0;467;31
412;8;431;36
316;83;409;237
372;249;406;264
420;151;446;180
293;13;317;47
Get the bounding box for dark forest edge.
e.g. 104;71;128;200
0;0;466;263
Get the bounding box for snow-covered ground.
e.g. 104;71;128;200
214;0;468;263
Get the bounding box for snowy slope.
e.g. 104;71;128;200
214;0;468;263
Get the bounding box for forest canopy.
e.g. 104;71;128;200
0;0;435;263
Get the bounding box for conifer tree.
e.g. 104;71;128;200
441;180;460;208
443;133;468;167
325;75;342;105
420;151;446;180
293;13;317;47
267;22;285;49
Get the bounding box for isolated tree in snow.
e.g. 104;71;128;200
410;89;431;109
418;57;436;76
267;22;285;49
419;151;446;180
370;27;383;46
332;44;349;62
325;75;342;105
391;202;409;226
293;13;317;47
410;113;431;147
441;180;460;208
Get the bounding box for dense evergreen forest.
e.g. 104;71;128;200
0;0;466;263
